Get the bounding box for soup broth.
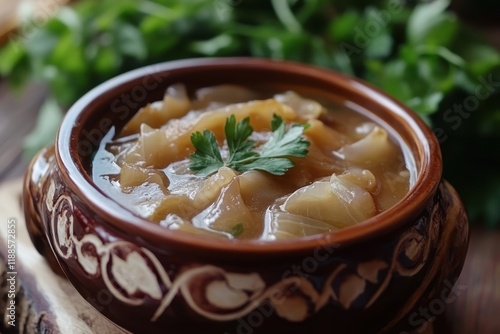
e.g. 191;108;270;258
92;85;411;240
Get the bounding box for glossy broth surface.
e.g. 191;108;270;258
92;85;412;240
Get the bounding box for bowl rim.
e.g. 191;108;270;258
56;57;442;254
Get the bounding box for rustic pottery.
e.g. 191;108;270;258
23;58;469;334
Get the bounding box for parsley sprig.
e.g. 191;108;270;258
189;114;310;177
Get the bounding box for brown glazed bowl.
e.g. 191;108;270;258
23;58;468;334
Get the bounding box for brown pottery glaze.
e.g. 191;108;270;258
23;58;469;334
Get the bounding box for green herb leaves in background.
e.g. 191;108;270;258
0;0;499;227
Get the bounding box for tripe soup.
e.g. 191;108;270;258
92;84;412;240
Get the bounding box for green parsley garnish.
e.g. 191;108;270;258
189;114;310;176
230;223;245;237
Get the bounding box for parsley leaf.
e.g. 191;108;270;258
188;130;224;176
230;223;245;237
189;114;310;176
260;116;311;159
224;115;259;164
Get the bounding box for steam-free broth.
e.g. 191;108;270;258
92;85;411;240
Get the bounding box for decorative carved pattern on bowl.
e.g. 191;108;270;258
44;178;436;323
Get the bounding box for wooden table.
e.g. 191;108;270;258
0;80;499;333
0;179;127;334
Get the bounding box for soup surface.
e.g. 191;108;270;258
92;84;411;240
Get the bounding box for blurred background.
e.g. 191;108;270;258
0;0;499;332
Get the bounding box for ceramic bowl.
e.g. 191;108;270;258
23;58;469;334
